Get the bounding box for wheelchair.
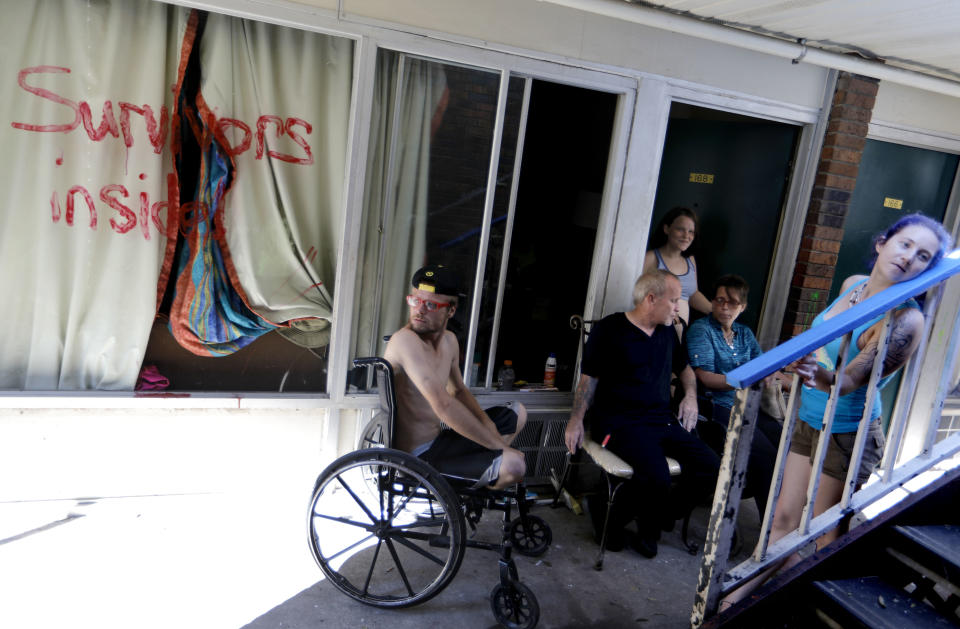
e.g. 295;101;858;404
307;358;552;629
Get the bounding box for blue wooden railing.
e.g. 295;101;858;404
726;249;960;388
692;249;960;626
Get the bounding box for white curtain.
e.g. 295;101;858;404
0;0;190;389
195;13;354;339
352;53;448;359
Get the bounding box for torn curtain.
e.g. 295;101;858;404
168;13;353;356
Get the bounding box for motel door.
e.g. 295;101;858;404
831;140;958;298
832;139;959;428
650;104;801;332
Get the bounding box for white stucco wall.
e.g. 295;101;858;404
873;81;960;143
252;0;960;142
326;0;828;110
0;406;343;501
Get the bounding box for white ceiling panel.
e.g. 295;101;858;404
629;0;960;82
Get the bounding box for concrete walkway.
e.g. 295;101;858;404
248;496;729;629
0;410;763;629
0;482;761;629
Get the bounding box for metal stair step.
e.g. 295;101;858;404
892;525;960;583
813;576;955;628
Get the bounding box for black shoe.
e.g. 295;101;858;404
628;530;658;558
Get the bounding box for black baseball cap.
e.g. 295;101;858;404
411;264;465;298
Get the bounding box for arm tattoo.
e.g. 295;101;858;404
846;313;918;388
847;344;876;386
883;315;917;372
571;376;598;418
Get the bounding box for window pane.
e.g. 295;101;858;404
472;76;528;387
484;81;617;392
350;51;501;390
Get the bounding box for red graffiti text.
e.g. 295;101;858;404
11;65;313;164
50;172;207;239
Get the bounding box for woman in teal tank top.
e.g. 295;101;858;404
796;283;919;434
721;213;953;611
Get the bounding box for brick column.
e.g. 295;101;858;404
781;72;879;341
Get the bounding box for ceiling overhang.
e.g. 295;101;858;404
540;0;960;98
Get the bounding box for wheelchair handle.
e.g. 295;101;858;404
353;356;391;369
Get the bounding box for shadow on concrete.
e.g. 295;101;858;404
244;495;763;629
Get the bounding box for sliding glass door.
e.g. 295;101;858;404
349;49;618;393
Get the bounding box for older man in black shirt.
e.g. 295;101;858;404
565;269;720;557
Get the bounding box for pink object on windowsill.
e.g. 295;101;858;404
135;365;170;391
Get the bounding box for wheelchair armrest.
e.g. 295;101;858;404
582;439;634;479
353;356;390;369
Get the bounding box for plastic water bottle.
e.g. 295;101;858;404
544;352;557;388
498;360;515;391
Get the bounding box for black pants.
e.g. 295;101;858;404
597;421;720;540
704;405;783;517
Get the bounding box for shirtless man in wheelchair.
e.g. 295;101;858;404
309;264;548;628
384;264;527;489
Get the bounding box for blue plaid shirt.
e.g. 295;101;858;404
687;315;762;409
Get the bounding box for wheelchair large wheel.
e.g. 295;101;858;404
308;448;466;608
490;580;540;629
509;514;552;557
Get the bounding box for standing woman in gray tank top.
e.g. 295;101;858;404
643;206;712;328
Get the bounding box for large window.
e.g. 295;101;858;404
1;2;356;393
350;49;618;393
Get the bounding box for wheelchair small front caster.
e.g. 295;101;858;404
509;514;552;557
490;580;539;629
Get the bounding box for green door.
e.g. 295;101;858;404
651;105;800;330
830;139;958;430
830;140;958;298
